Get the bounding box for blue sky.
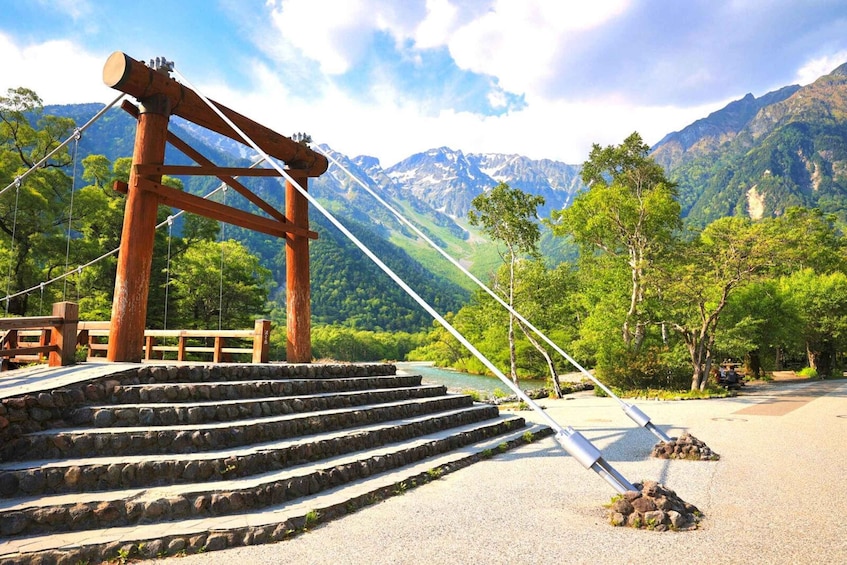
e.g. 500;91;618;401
2;0;847;166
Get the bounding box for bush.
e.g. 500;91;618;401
595;348;690;392
797;366;818;379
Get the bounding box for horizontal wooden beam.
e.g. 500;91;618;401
121;100;289;225
136;164;283;177
103;51;328;177
129;180;318;240
1;346;57;357
0;317;62;331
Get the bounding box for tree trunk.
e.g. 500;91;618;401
807;341;834;378
775;347;784;371
507;254;518;385
687;337;701;391
518;321;562;398
745;350;762;379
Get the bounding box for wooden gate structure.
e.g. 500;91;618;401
102;52;327;363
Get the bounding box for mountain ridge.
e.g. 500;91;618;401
655;62;847;226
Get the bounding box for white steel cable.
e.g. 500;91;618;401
3;180;21;314
63;129;82;299
218;186;228;331
163;216;174;330
314;146;671;442
172;68;637;493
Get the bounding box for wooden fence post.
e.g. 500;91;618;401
253;319;272;363
49;302;79;367
213;336;224;363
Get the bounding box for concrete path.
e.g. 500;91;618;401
155;378;847;565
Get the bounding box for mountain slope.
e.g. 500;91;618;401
655;63;847;226
651;85;800;170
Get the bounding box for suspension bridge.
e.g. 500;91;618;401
0;52;696;562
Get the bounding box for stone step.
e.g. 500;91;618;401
1;364;403;445
109;374;425;404
0;416;529;538
2;395;483;461
130;363;399;386
0;404;499;496
0;423;553;564
70;384;448;428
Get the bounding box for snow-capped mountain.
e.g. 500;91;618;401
384;147;582;219
310;145;583;245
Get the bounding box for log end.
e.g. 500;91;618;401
103;51;133;88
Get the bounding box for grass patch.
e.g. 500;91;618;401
616;387;733;400
461;388;484;402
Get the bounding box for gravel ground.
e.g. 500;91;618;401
155;379;847;565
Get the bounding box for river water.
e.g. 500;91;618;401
395;361;546;395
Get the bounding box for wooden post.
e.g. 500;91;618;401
107;94;170;362
145;335;156;360
38;329;50;362
286;173;311;363
213;336;224;363
49;301;78;367
253;319;271;363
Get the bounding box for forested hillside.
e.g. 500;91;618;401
652;63;847;227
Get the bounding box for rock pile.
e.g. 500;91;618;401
607;480;702;531
651;432;719;461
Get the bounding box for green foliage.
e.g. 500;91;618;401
595;347;691;392
779;269;847;377
166;239;273;329
550;132;680;354
468;182;545;258
304;509;320;528
797;367;819;378
0;88;75;314
311;325;425;362
304;217;469;332
460;389;483;402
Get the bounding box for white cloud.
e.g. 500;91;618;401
445;0;630;97
0;34;113;104
209;52;724;167
35;0;92;21
266;0;409;75
794;51;847;85
414;0;460;48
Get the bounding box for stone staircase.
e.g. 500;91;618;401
0;362;551;563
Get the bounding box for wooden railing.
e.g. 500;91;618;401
79;319;272;363
1;302;272;369
0;302;79;370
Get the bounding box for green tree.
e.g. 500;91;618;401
764;207;846;275
550;132;680;353
511;259;579;396
167;239;273;329
658;217;775;390
718;279;800;377
468;182;544;384
0;87;75;314
780;269;847;377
